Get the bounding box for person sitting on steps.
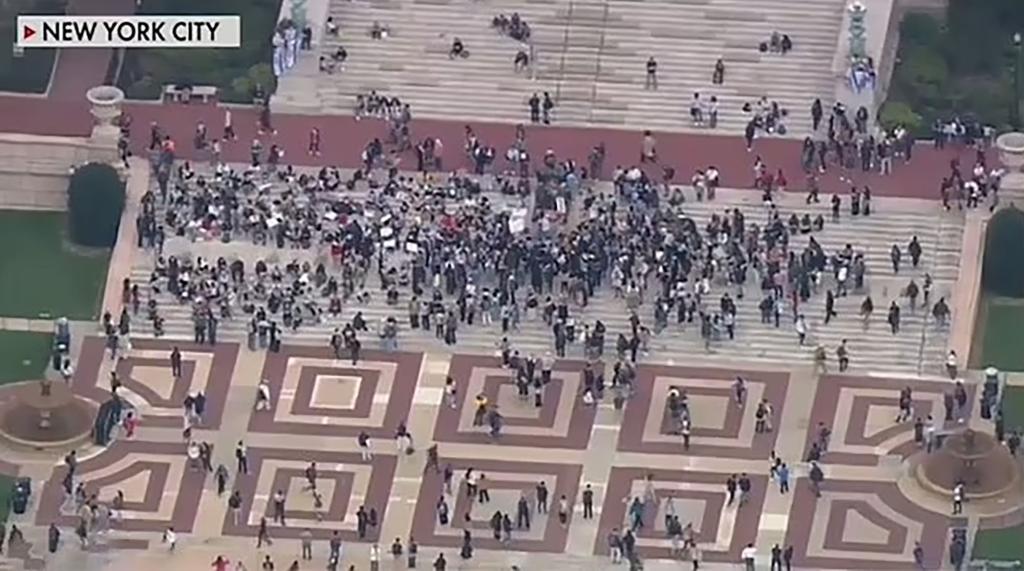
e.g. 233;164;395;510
370;21;390;40
449;37;469;59
514;49;529;72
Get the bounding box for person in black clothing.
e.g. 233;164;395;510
582;484;594;518
459;529;473;559
744;121;756;151
645;57;658;90
770;544;783;571
47;523;59;554
528;93;540;123
725;474;738;505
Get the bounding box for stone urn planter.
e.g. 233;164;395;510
86;85;125;128
996;132;1024;172
85;86;124;158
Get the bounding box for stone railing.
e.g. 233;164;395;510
0;133;116;210
0;85;122;210
950;211;988;363
277;0;330;49
831;0;898;130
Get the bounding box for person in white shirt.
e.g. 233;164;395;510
741;543;756;570
163;526;177;551
256;379;272;411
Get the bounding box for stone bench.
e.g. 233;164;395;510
162;84;218;104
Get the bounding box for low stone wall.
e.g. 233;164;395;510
0;132;117;211
898;0;947;14
951;211;988;363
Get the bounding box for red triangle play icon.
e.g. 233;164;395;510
23;25;36;40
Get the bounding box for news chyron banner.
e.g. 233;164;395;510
16;15;241;48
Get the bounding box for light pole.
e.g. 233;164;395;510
1013;32;1022;129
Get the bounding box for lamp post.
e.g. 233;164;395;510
1013;33;1022;129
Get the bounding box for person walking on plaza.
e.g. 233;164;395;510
725;474;738;506
777;462;790;494
358;431;372;461
235;441;249;474
300;528;313;560
257;517;272;547
809;461;825;497
742;543;757;571
581;484;595;519
952;482;965;515
162;526;177;551
170;346;182;379
771;543;783;571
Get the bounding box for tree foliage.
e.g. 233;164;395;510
66;163;125;248
118;0;281;103
886;0;1024;135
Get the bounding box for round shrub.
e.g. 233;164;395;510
879;101;924;133
67;162;126;248
983;206;1024;297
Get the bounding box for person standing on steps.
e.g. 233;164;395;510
836;339;850;372
645;56;658;90
528;93;540;123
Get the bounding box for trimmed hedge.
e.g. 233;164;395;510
982;206;1024;298
67;163;125;248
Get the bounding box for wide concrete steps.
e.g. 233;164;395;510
125;183;963;377
289;0;846;135
130;283;950;376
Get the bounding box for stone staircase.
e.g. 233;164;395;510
281;0;844;135
125;169;963;377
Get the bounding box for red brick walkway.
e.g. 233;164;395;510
0;94;986;199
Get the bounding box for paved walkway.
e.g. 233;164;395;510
0;318;91;333
0;94;990;199
47;0;136;100
7;341;992;571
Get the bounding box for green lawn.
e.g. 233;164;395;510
0;331;52;384
1003;386;1024;432
0;210;109;320
973;525;1024;565
0;474;14;524
0;0;66;93
975;297;1024;372
972;294;1024;566
118;0;280;102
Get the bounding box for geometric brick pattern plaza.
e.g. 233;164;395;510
10;336;977;570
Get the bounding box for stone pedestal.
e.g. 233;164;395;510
996;132;1024;172
86;86;124;150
